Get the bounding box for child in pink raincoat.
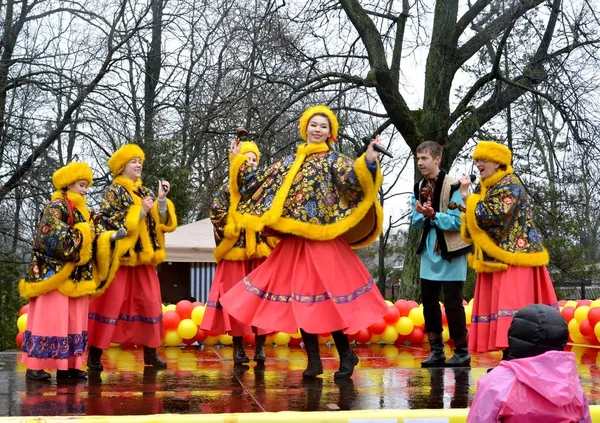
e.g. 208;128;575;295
467;304;590;423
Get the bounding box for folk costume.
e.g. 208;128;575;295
19;162;99;380
462;141;557;353
411;168;472;368
220;105;388;380
87;144;177;370
201;141;273;365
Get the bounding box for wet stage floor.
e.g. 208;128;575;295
1;343;600;417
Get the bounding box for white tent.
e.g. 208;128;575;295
164;218;216;263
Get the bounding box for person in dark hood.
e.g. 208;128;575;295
467;304;590;422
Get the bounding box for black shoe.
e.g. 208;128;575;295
445;348;471;367
254;344;266;363
87;346;104;371
234;347;250;365
143;346;167;368
69;368;88;378
334;349;359;380
26;369;51;381
421;336;446;368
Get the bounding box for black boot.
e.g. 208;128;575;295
57;368;88;379
421;333;446;367
301;329;323;378
87;345;104;371
332;330;359;380
254;334;266;363
26;369;51;381
445;335;471;367
143;346;167;368
232;336;250;365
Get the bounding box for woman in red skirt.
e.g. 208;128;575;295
220;105;388;380
19;162;124;381
201;141;273;365
458;141;557;354
87;144;177;371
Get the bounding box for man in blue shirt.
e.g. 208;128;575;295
411;141;472;367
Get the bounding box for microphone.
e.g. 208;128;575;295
469;174;476;183
362;137;394;158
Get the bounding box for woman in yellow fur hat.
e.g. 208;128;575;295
19;162;124;381
458;141;557;355
219;105;388;380
201;141;273;365
86;144;177;371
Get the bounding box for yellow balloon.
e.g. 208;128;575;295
318;334;332;344
385;300;394;306
574;306;590;323
468;298;474;307
564;300;578;308
568;318;582;339
369;333;382;344
273;332;291;346
590;300;600;309
177;318;198;339
595;322;600;342
17;314;27;332
464;305;472;325
191;305;206;326
289;329;302;339
164;329;182;347
109;342;121;347
395;316;414;336
408;307;425;327
161;304;167;314
218;334;233;345
381;325;399;344
442;327;450;342
165;304;177;312
203;335;219;346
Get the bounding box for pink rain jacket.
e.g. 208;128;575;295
467;351;590;423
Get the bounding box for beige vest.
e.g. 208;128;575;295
439;175;472;253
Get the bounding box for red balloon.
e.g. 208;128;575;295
318;332;331;338
182;337;196;345
191;301;203;308
395;334;408;345
289;336;303;346
16;332;23;348
558;300;567;307
19;304;29;316
578;300;593;307
407;300;419;310
407;327;425;343
242;333;255;345
462;299;468;306
588;308;600;327
369;319;387;335
207;331;220;337
163;310;181;330
176;300;194;319
580;319;594;338
354;329;371;344
195;329;208;343
384;306;401;324
121;342;136;349
394;300;412;317
561;306;576;322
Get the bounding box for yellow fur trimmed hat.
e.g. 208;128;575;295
240;141;260;163
108;144;145;176
299;105;339;143
52;162;94;190
473;141;512;167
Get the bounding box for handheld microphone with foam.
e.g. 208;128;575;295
362;137;394;158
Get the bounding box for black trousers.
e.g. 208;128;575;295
421;278;467;340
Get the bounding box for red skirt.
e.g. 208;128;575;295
201;258;267;336
88;265;164;349
468;265;558;352
219;237;388;334
22;290;88;370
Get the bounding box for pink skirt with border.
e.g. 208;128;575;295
201;258;268;336
22;289;89;370
88;265;164;349
468;265;558;352
219;236;388;334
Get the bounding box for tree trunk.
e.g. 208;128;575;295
143;0;163;147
